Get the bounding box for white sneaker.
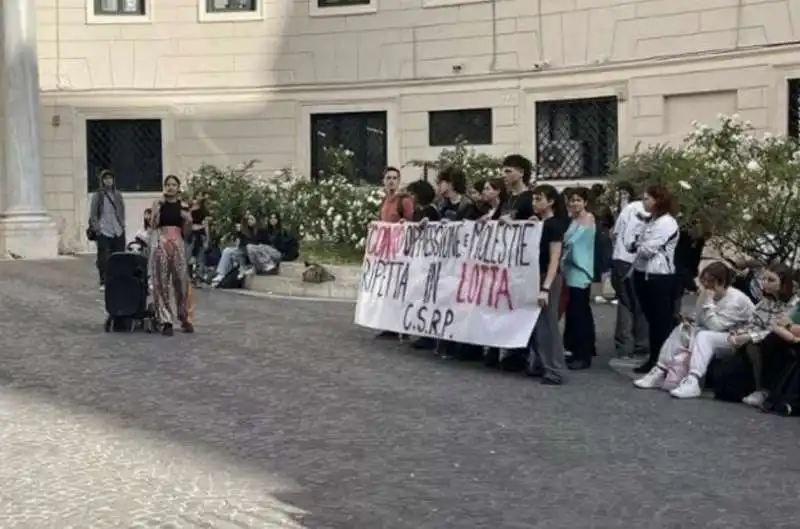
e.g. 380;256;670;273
633;366;666;389
211;274;223;287
742;391;767;407
670;375;702;399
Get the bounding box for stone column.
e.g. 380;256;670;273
0;0;59;258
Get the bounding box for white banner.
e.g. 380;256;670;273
354;220;543;348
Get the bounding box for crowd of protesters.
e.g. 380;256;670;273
373;155;800;417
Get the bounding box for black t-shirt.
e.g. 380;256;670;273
158;201;183;227
502;190;534;220
539;216;567;280
191;207;208;224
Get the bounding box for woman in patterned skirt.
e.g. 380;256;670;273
149;175;194;336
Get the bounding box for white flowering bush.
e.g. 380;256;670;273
185;147;382;252
409;140;503;184
611;114;800;264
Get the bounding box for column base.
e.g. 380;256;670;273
0;214;59;259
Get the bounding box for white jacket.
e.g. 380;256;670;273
632;214;679;275
694;287;755;332
612;201;650;263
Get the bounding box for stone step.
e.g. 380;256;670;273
279;261;363;282
246;274;359;300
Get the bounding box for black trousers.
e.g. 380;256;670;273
633;272;679;365
188;230;206;262
563;286;596;363
759;333;799;392
96;233;126;284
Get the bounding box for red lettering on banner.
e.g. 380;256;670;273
455;262;513;310
366;225;405;260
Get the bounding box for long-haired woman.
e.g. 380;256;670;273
631;184;680;374
562;187;597;370
481;178;508;220
149;175;194;336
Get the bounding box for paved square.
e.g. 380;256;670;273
0;258;798;528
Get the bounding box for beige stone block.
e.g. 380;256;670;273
43;175;75;193
700;7;739;32
635;30;737;59
636;0;732;17
493;106;517;127
402;111;429;132
740;2;793;43
636;96;664;117
738;87;767;110
632;115;664;136
737;26;769;47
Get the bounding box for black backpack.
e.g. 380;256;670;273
593;225;613;282
713;350;756;403
217;266;244;289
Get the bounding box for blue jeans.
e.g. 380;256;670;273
215;247;245;277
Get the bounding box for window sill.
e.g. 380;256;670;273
86;13;152;25
309;2;377;17
198;6;264;23
422;0;489;7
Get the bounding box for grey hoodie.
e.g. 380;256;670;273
89;184;126;237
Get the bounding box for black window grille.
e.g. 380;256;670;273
317;0;371;7
207;0;256;12
95;0;145;15
428;108;493;146
86;119;163;193
789;79;800;138
535;96;618;180
310;111;387;185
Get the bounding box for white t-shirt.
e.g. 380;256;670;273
612;200;650;263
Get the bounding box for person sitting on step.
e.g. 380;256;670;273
247;213;299;275
211;212;259;287
635;262;794;399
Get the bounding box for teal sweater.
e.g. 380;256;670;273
561;221;596;288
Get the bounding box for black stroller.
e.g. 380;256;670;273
103;248;156;333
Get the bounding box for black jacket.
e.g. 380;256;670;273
237;229;259;248
413;204;441;222
256;228;299;262
439;197;482;221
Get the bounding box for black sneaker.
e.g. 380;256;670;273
526;364;545;377
411;337;436;350
161;323;174;336
567;359;591;371
483;348;500;368
541;374;563;385
633;360;656;374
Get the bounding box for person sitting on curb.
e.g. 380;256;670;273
635;262;795;399
247;213;299;275
211;212;259;287
633;262;754;398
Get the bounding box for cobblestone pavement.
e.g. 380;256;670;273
1;258;798;529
